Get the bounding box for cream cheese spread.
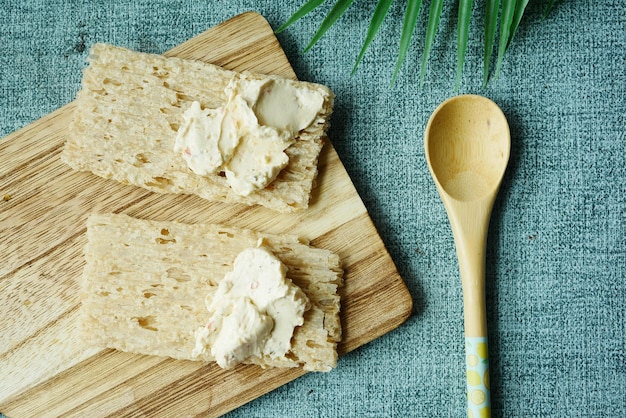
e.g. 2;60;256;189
173;101;225;176
192;243;310;369
174;75;325;196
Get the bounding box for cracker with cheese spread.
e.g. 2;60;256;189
62;44;334;213
79;213;343;372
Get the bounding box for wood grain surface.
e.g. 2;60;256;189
0;12;412;417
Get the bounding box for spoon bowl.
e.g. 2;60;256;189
426;95;510;202
424;95;510;418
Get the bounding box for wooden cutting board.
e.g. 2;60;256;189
0;12;412;417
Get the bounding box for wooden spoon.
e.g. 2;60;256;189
424;95;510;418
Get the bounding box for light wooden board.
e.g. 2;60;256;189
0;12;412;417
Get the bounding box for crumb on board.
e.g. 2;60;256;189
3;194;11;202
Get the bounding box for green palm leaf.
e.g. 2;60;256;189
543;0;557;19
303;0;355;53
275;0;326;33
392;0;423;85
352;0;395;76
278;0;557;87
507;0;529;49
494;0;516;80
482;0;500;87
420;0;444;86
456;0;474;90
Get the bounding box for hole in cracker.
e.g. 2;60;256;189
217;230;234;238
134;153;151;166
133;316;158;331
159;107;175;115
155;237;177;245
152;65;169;77
305;340;324;349
145;176;172;188
318;298;337;307
176;92;196;102
166;267;191;282
102;77;121;86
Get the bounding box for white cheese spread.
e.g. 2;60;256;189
173;101;225;176
192;244;310;369
174;75;325;196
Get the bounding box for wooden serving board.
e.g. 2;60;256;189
0;12;412;417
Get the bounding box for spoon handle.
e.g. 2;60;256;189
460;260;491;418
459;260;491;418
448;200;492;417
461;267;491;418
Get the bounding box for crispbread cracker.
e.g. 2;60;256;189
61;44;334;213
80;213;343;372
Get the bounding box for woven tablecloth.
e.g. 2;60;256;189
1;1;624;416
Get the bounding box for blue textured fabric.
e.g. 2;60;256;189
1;1;624;416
